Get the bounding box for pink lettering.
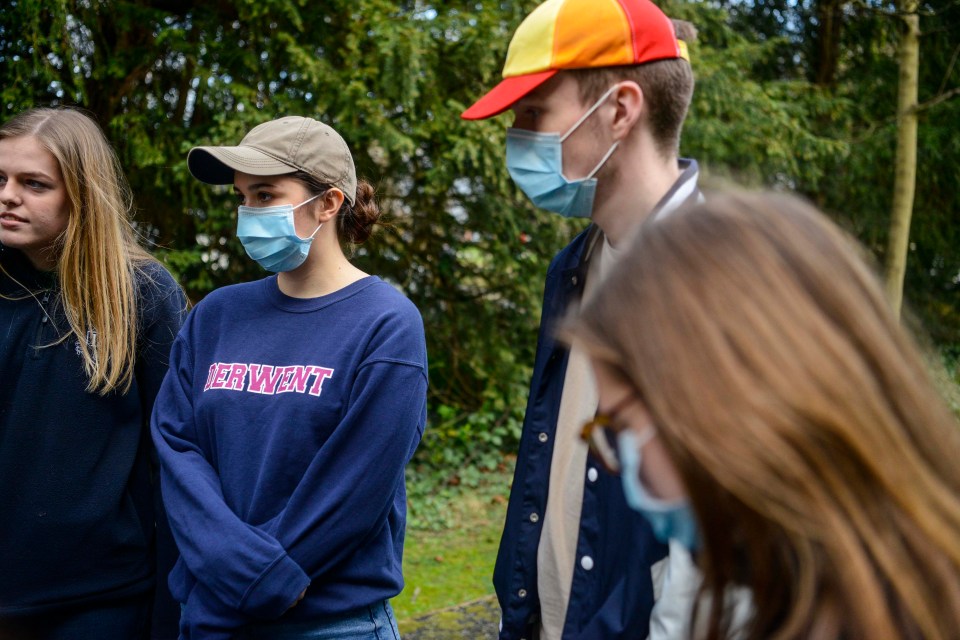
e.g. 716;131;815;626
308;367;335;396
226;363;248;390
247;364;282;394
289;366;313;393
276;367;296;394
203;364;217;391
208;363;232;390
203;361;334;396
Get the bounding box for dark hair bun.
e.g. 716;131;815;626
338;179;381;244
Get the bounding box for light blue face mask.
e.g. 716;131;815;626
505;85;620;218
618;428;701;551
236;194;323;272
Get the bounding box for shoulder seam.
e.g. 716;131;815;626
358;357;427;374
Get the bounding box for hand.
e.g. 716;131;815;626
286;588;308;612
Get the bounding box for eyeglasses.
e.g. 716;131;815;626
580;393;636;475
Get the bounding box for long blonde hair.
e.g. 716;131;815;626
568;191;960;639
0;107;155;394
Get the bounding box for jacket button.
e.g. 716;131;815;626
538;432;548;443
580;555;594;571
587;467;598;483
529;512;539;523
571;275;579;285
518;588;528;598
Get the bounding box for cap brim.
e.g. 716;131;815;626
461;70;558;120
187;146;296;185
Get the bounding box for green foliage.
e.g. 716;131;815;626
673;3;850;188
399;463;509;619
705;0;960;342
2;0;957;476
939;344;960;415
0;0;575;474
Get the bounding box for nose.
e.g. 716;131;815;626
0;183;20;207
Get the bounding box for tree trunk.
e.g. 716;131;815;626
884;0;920;318
814;0;843;87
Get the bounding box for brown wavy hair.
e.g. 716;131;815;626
566;191;960;639
570;20;697;159
1;107;157;394
290;171;382;245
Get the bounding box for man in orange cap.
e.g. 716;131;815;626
463;1;701;638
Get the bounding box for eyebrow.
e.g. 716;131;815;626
233;182;278;192
513;98;542;109
10;170;56;181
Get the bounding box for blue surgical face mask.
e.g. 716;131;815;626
618;428;700;551
236;194;323;272
505;85;620;218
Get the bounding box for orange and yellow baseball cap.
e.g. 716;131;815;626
462;0;688;120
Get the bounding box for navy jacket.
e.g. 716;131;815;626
493;226;668;640
495;161;701;640
0;245;186;638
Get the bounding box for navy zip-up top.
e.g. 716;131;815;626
494;161;700;640
0;245;185;637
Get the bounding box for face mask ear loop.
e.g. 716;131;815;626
627;425;686;510
293;193;325;240
586;141;620;179
306;222;324;240
560;84;621;143
292;193;323;211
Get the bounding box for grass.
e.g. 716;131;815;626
394;464;512;622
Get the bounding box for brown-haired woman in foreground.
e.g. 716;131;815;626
566;191;960;639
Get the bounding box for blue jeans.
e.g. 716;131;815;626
0;594;152;640
237;600;401;640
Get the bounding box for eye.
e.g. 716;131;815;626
25;179;50;190
257;191;273;203
511;106;542;130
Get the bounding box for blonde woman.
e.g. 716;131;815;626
0;107;185;639
567;191;960;639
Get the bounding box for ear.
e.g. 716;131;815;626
315;188;345;223
610;81;643;141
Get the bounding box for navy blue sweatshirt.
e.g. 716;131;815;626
151;275;427;639
0;245;186;638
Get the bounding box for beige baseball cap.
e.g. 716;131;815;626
187;116;357;204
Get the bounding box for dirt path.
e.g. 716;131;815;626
399;595;499;639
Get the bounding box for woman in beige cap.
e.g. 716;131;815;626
566;191;960;640
152;116;427;640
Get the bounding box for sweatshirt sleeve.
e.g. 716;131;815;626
150;331;311;619
273;355;427;577
178;580;248;640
